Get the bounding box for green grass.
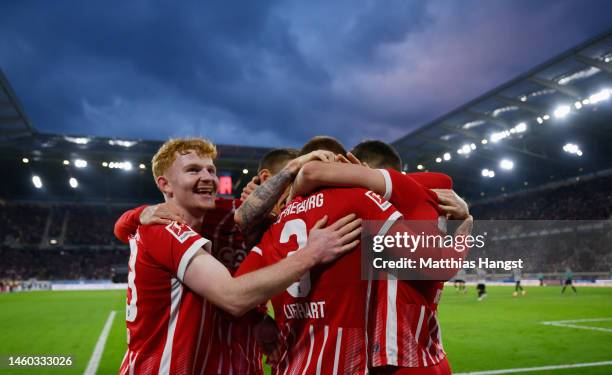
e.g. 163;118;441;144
0;286;611;374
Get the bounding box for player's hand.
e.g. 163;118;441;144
286;150;336;176
335;152;368;167
241;176;261;201
431;189;470;220
254;315;281;364
296;150;335;165
140;203;186;226
307;214;362;264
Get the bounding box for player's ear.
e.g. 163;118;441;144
156;175;173;197
259;169;271;183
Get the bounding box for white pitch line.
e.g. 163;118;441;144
455;360;612;375
542;322;612;333
541;317;612;333
84;310;117;375
541;317;612;324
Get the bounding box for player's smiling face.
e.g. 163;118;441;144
167;151;218;211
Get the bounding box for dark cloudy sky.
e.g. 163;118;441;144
1;1;611;148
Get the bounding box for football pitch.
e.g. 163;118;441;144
0;286;611;374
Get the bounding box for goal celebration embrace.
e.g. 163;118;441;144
1;2;612;375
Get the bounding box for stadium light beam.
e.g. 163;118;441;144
69;177;78;188
139;163;146;170
22;157;29;164
435;157;442;163
417;164;424;170
242;169;249;174
443;152;451;161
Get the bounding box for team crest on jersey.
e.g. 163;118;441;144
165;222;198;243
365;191;391;211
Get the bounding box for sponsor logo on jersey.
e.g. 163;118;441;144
165;222;198;243
365;190;391;211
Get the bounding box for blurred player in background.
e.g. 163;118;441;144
453;269;468;294
115;138;361;374
561;267;577;294
476;269;488;301
512;268;525;297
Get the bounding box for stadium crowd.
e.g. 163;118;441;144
471;174;612;220
1;174;611;281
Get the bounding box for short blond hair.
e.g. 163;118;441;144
152;138;217;180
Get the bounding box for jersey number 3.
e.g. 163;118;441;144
280;219;311;297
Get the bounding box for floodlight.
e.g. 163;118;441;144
500;159;514;170
32;175;43;189
588;89;610;104
553;105;570;118
74;159;88;168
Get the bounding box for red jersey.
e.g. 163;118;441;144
238;188;402;374
115;198;263;375
369;170;452;369
119;222;213;374
114;199;248;273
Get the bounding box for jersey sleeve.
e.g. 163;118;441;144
407;172;453;189
138;222;211;282
378;169;429;213
345;188;403;231
235;230;277;276
114;205;147;244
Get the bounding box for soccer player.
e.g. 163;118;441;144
561;267;577;294
512;268;525;297
476;268;488;301
291;140;472;374
453;269;467;294
114;147;299;374
116;138;362;374
237;177;404;373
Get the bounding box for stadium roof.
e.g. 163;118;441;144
0;69;36;141
0;132;271;202
393;28;612;201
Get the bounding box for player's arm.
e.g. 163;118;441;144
114;205;147;243
113;204;186;243
234;151;335;247
293;161;387;199
184;214;361;317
